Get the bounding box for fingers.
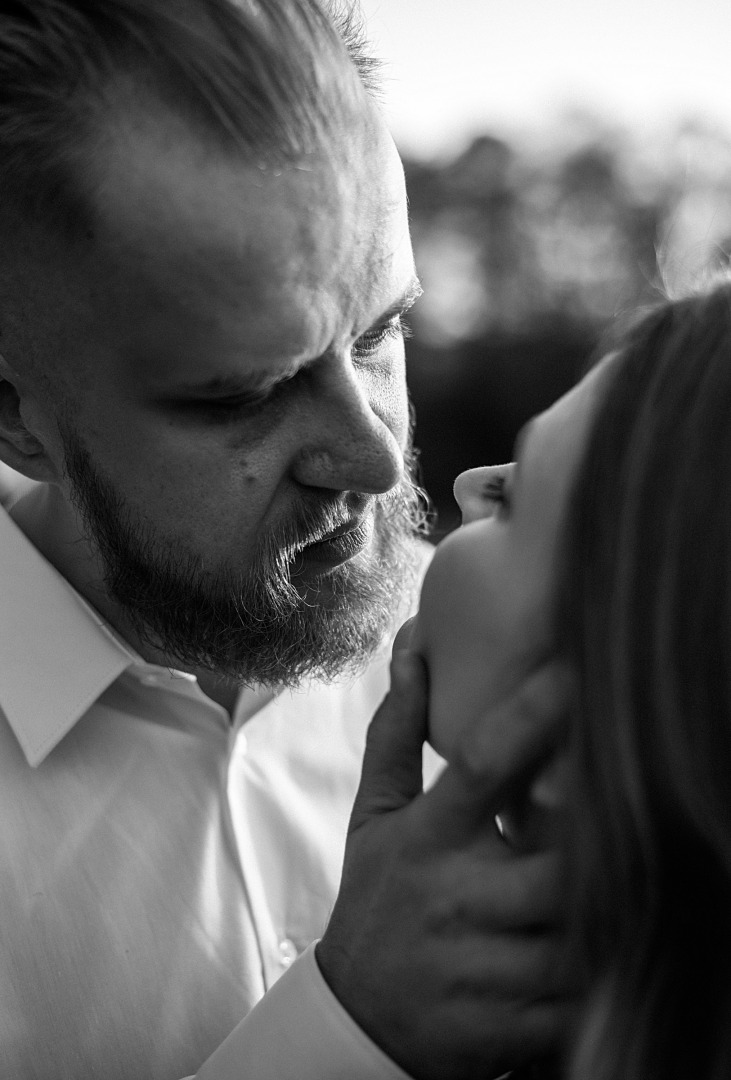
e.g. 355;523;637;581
426;850;566;934
425;662;574;841
420;932;576;1002
349;650;429;830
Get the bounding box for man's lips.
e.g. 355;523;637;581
296;513;374;568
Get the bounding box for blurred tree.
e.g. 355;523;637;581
402;115;731;533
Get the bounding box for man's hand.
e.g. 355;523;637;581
316;650;576;1080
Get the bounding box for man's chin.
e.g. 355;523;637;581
62;419;428;686
109;530;421;688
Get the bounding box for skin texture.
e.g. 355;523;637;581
0;101;419;698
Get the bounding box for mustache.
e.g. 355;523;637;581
261;460;430;576
266;496;373;563
60;421;431;685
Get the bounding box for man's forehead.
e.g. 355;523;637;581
95;95;398;214
68;106;413;388
89;103;406;286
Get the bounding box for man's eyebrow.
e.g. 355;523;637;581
167;279;423;398
377;276;423;322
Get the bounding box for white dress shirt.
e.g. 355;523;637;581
0;495;435;1079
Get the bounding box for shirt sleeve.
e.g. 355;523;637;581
191;942;414;1080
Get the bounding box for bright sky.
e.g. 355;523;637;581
360;0;731;159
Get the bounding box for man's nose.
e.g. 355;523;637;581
292;365;406;494
453;463;514;524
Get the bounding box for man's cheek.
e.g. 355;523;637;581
359;361;408;432
378;382;411;447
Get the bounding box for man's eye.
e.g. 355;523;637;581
353;316;412;359
201;392;270;415
172;387;278;424
189;376;298;421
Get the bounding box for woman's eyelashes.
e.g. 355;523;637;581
483;472;511;511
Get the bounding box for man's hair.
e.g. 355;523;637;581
559;277;731;1080
0;0;380;226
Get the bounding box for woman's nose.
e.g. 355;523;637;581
453;464;514;524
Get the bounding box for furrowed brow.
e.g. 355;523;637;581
168;279;424;398
379;276;423;322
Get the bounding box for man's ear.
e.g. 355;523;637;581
0;354;60;483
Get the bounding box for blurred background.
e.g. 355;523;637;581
360;0;731;533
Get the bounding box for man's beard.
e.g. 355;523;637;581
61;428;429;687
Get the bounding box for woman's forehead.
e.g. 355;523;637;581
512;353;620;526
528;353;618;459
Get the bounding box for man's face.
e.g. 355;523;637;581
24;104;423;683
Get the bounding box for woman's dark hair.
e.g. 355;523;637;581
560;277;731;1080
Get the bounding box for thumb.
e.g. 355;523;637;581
349;649;428;831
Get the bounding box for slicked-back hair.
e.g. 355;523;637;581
559;278;731;1080
0;0;379;227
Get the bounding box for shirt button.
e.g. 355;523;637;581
278;939;298;968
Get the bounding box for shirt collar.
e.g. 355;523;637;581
0;505;137;767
